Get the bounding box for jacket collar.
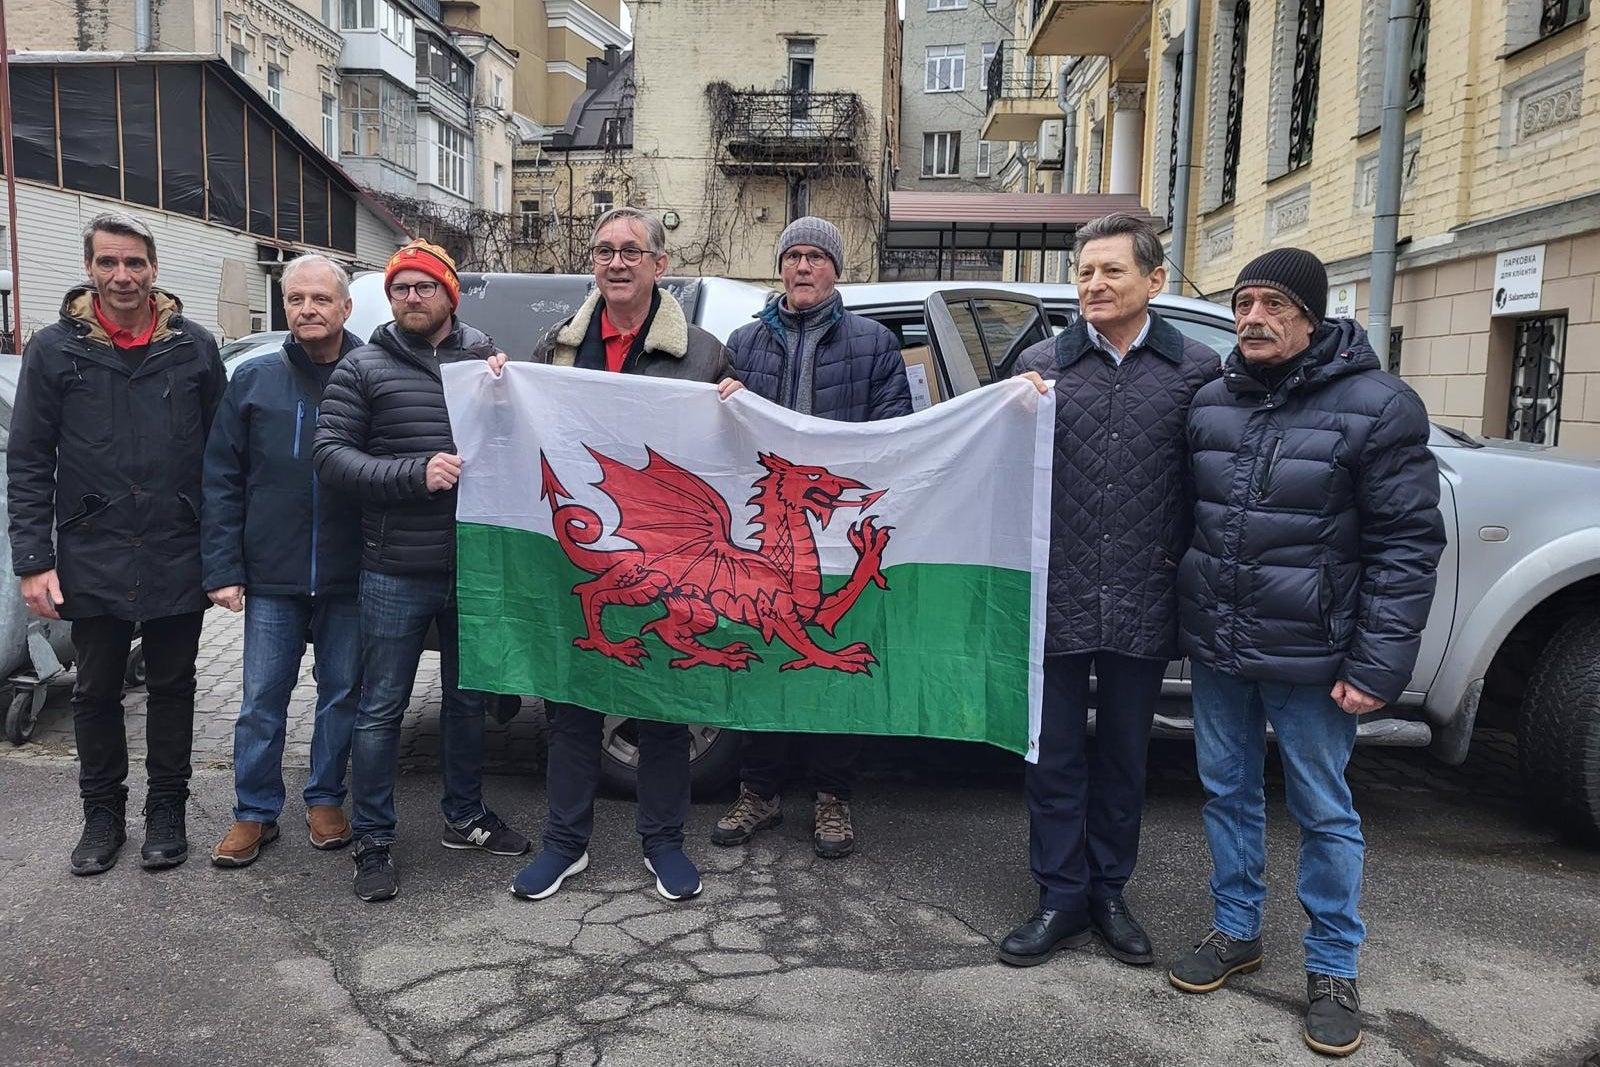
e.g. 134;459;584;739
1055;309;1186;369
62;285;184;347
756;290;843;341
1222;318;1382;399
283;330;361;377
555;287;687;360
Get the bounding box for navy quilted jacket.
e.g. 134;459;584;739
1012;314;1220;658
1178;318;1445;703
727;296;912;421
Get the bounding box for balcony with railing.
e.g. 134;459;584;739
1027;0;1150;57
707;83;865;175
982;41;1059;141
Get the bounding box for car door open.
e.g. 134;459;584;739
922;289;1053;401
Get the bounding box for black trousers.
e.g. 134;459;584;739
1027;651;1167;913
542;701;690;859
742;732;863;802
70;611;205;810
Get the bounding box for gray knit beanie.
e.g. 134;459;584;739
777;216;844;273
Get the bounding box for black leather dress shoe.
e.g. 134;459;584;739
1089;896;1154;965
997;909;1092;967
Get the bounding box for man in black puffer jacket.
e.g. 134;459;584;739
998;214;1219;972
712;216;911;860
1167;249;1445;1060
314;240;529;903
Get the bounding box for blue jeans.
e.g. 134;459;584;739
350;571;487;844
1191;662;1365;979
232;594;361;822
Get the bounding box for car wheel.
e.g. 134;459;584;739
125;644;147;689
1518;609;1600;846
596;716;744;801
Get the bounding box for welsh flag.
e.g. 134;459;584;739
443;363;1055;760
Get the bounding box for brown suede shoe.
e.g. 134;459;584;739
306;805;353;850
211;820;279;868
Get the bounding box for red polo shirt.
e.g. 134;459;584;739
598;307;638;374
92;298;158;351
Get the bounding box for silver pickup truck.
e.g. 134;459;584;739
334;273;1600;844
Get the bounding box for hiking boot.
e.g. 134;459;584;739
644;850;703;902
306;805;353;850
711;785;782;846
352;839;398;902
813;793;854;859
511;850;589;901
211;820;279;868
997;909;1092;967
1089;896;1154;966
70;804;126;876
441;809;531;856
140;799;189;870
1168;927;1263;993
1304;973;1363;1057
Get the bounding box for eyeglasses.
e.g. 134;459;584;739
591;245;656;266
781;250;833;268
388;280;440;299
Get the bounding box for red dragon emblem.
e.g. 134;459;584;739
539;447;893;674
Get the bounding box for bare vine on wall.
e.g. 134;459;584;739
366;191;526;272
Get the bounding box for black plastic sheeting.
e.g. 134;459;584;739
119;67;159;207
56;66;121;199
204;72;247;229
275;137;301;243
331;188;356;253
9;68;58;183
246;111;275;237
302;168;329;248
158;66;205;218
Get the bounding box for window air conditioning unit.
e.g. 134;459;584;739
1036;119;1065;169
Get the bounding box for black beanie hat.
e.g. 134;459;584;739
1234;247;1328;322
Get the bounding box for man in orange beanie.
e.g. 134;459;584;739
314;238;529;903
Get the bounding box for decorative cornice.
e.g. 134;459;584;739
546;60;585;82
238;0;343;58
544;0;630;51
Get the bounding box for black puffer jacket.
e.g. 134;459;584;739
1012;313;1219;658
1178;319;1445;703
7;286;225;620
313;319;496;575
727;295;912;420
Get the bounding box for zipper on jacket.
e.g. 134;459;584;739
1256;436;1283;503
293;398;305;460
787;318;805;408
310;404;321;596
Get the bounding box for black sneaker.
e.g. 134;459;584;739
1304;973;1363;1057
70;805;127;876
441;809;530;856
1167;926;1263;993
140;799;189;870
353;839;398;902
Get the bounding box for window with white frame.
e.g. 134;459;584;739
266;65;283;110
492;74;505;109
321;93;337;156
923;131;961;176
342;0;412;52
493;164;505;212
925;45;966;92
436;120;468;196
230;45;249;74
982;43;998;85
341;74;417;172
928;0;967;8
976;139;993;177
592;190;613;221
520;199;543;242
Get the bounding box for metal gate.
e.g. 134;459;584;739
1507;314;1566;445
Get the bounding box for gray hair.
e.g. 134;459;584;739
282;253;351;297
592;206;666;255
82;211;157;264
1072;212;1165;276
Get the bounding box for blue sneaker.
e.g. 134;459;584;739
511;849;589;900
644;850;702;901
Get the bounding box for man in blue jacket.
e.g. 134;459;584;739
203;254;365;867
1168;248;1445;1058
712;216;912;859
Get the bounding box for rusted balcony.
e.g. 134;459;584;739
707;83;865;176
982;41;1059;142
1027;0;1150;57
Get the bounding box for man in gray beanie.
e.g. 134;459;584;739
1168;246;1445;1059
712;215;911;859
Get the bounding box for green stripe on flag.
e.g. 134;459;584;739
455;522;1033;755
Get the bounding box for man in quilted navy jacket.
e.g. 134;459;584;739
998;214;1218;971
1167;248;1444;1060
713;216;911;859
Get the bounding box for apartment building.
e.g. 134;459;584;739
1013;0;1600;453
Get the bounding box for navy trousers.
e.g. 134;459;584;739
1027;651;1167;912
542;701;690;859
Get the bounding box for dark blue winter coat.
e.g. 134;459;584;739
201;332;364;598
1178;318;1445;704
727;295;912;421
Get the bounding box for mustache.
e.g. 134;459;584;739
1239;325;1280;341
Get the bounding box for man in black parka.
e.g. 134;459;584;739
1167;248;1445;1060
998;213;1219;970
7;212;226;876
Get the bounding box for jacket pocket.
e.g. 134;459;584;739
1254;435;1283;506
58;493;111;533
166;369;204;439
1318;563;1334;647
177;492;202;529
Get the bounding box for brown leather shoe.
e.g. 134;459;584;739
306;805;353;850
211;820;279;868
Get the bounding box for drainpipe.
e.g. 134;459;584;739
134;0;152;50
1368;0;1417;355
214;0;224;56
1167;0;1200;294
1058;59;1079;193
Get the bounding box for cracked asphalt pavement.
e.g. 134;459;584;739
1;612;1599;1066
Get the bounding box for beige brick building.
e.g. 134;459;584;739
626;0;900;283
1013;0;1600;454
